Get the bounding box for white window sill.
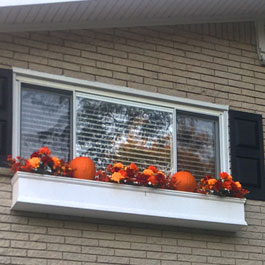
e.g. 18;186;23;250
11;171;247;231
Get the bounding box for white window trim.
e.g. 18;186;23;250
12;67;230;174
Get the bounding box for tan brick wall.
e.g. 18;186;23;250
0;21;265;264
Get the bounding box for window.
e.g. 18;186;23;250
13;68;229;178
176;112;219;180
20;84;72;161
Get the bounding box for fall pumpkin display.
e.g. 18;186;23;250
170;171;196;192
70;157;96;180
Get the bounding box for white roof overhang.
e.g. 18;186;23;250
0;0;265;33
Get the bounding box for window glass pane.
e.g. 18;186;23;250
76;96;173;173
20;84;71;161
176;112;219;180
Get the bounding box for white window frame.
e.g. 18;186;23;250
12;67;230;174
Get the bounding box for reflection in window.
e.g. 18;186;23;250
176;112;219;180
76;96;173;173
20;84;71;161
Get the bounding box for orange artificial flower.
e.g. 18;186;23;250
234;181;241;189
142;169;154;176
51;156;60;167
219;172;232;180
222;180;232;190
208;178;217;188
147;175;158;185
113;162;124;169
129;163;139;171
38;146;51;156
27;157;40;169
148;165;158;173
110;172;124;183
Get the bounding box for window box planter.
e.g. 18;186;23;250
11;171;247;231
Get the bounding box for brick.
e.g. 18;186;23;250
97;255;129;264
48;260;81;265
29;63;63;75
161;261;190;265
235;245;262;253
192;248;221;256
64;40;96;52
48;59;80;71
158;87;187;98
144;78;173;89
62;252;96;262
116;233;147;243
113;57;143;68
147;236;177;246
48;227;81;237
0;42;29;53
49;44;81;56
178;254;206;263
207;256;235;264
11;224;47;234
147;252;176;260
128;67;158;78
82;50;112;63
235;260;262;265
82;246;114;255
47;243;81;253
83;230;115;240
63;70;95;81
11;240;46;250
162;245;192;254
97;61;127;72
14;37;47;50
65;236;98;246
30;234;64;244
0;247;27;257
99;239;131;249
158;73;186;84
28;250;62;259
11;257;47;265
96;76;127;86
64;54;96;67
113;72;143;83
186;51;213;62
0;231;28;240
98;46;127;58
130;258;160;265
131;242;161;252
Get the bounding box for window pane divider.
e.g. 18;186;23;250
76;92;173;113
72;90;77;159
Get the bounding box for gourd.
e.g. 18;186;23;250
70;157;96;180
170;171;196;192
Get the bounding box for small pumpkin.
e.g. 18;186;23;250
170;171;196;192
70;157;96;180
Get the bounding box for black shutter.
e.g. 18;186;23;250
229;110;265;200
0;69;12;167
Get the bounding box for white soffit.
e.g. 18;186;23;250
0;0;265;32
0;0;83;7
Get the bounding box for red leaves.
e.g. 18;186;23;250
7;147;73;177
197;173;249;198
95;162;169;189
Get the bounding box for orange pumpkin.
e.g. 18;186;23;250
70;157;96;180
170;171;196;192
